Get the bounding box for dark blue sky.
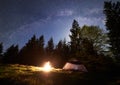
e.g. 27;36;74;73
0;0;117;50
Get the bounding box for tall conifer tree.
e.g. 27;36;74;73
104;1;120;61
69;20;81;57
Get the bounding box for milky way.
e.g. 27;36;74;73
0;0;117;50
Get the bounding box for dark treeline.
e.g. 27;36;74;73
0;20;115;72
0;34;70;67
0;35;70;68
0;1;120;72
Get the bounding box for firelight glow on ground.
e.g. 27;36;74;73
26;61;61;72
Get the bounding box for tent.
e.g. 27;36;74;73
63;60;88;72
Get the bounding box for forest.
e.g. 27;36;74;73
0;1;120;73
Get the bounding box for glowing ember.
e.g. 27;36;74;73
42;61;52;72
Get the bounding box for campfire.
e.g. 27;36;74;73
42;61;52;72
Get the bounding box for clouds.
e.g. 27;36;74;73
85;8;102;15
56;9;74;17
75;16;104;28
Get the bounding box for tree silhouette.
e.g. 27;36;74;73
38;35;44;54
3;45;19;64
0;43;3;63
81;25;109;55
104;1;120;62
69;19;82;58
0;43;3;57
37;35;45;64
55;39;70;67
45;37;54;55
19;35;44;65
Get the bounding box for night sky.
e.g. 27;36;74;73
0;0;117;50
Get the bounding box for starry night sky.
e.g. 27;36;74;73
0;0;117;50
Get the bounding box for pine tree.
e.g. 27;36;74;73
55;40;63;55
37;35;45;64
69;19;81;57
0;43;3;63
55;39;70;67
0;43;3;57
38;35;45;55
45;37;54;55
19;35;40;65
45;37;55;65
104;1;120;61
3;45;19;64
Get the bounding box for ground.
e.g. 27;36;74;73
0;64;119;85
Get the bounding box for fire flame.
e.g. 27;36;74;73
42;61;52;72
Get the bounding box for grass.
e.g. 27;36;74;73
0;64;120;85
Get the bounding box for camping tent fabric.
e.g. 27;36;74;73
63;62;88;72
